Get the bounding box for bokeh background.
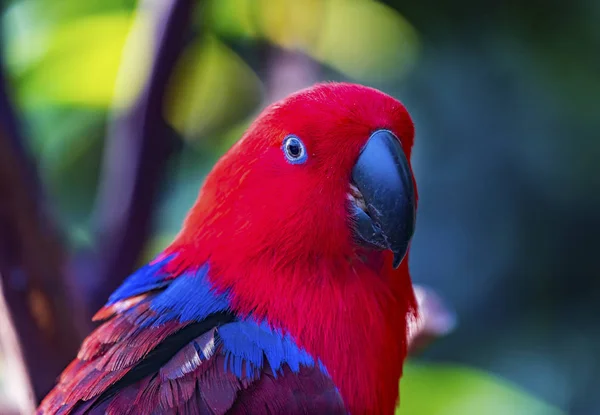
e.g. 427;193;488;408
0;0;598;414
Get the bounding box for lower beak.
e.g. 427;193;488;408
350;129;416;268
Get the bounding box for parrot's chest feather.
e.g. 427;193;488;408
216;259;412;415
165;246;414;414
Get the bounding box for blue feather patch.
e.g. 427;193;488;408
107;254;176;305
149;265;231;326
218;319;326;379
106;252;329;382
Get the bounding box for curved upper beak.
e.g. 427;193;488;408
350;129;416;268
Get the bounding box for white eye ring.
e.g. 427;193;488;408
282;135;307;164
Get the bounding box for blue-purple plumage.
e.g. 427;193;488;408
38;254;345;414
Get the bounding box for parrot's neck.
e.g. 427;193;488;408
167;241;416;415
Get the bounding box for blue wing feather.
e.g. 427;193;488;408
218;320;317;379
149;265;231;326
106;254;177;305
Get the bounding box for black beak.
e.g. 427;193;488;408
350;129;416;268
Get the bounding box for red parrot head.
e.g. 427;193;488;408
175;82;416;274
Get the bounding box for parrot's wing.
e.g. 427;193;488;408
38;254;345;415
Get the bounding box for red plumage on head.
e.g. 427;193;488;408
165;82;418;414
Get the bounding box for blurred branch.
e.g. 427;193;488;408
0;282;35;415
86;0;198;315
263;47;321;103
0;60;86;401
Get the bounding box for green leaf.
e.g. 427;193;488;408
398;362;564;415
208;0;419;83
164;35;262;142
8;12;140;108
31;108;107;224
311;0;420;82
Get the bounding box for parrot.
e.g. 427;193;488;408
38;82;419;415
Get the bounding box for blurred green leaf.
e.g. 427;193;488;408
9;12;136;107
2;0;137;73
312;0;419;82
32;108;106;224
208;0;419;83
208;0;262;38
164;35;263;142
38;0;137;19
398;362;564;415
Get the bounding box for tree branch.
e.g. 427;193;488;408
85;0;198;315
0;58;87;402
0;281;35;415
263;47;321;103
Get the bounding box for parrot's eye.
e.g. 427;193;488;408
282;135;307;164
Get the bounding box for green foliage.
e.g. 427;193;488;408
398;362;564;415
209;0;420;83
6;10;135;107
164;35;262;142
29;108;106;224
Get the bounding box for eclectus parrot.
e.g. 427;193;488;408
38;82;419;415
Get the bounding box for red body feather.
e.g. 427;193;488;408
163;82;419;414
